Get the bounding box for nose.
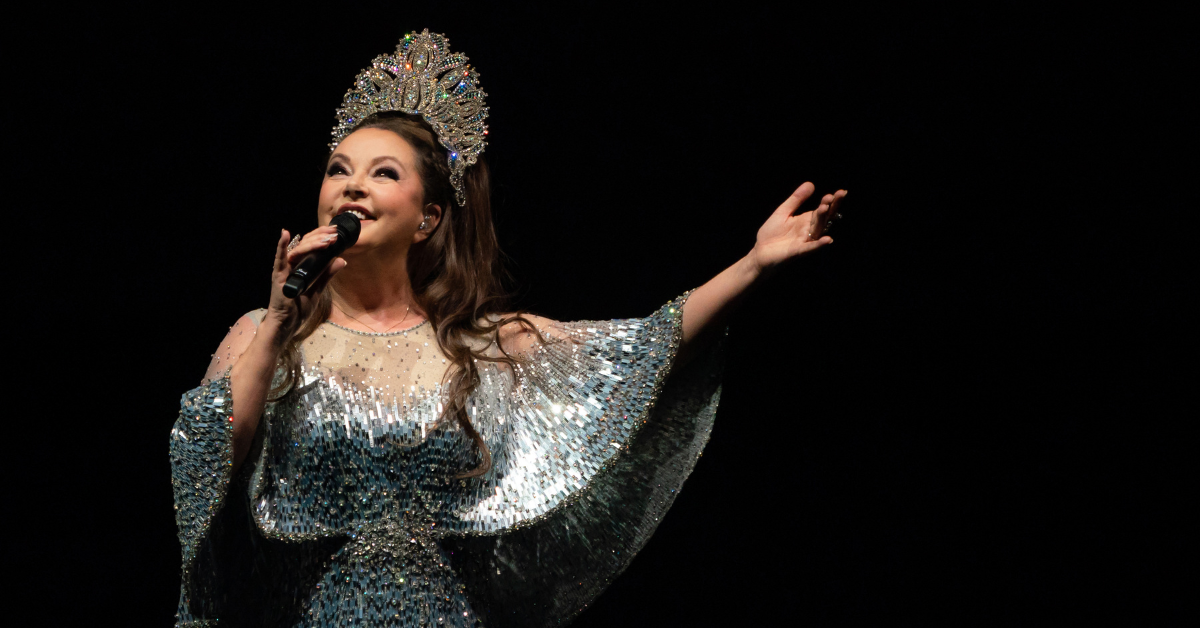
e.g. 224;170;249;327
344;176;368;200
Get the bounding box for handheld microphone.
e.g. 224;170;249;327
282;213;361;299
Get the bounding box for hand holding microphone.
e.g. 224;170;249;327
263;212;361;338
283;212;360;298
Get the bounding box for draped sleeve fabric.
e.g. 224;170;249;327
439;292;726;626
170;374;349;627
169;377;236;626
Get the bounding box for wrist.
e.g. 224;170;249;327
740;250;771;283
254;317;294;353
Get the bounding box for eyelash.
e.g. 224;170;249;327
325;164;398;180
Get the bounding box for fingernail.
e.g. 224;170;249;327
322;235;336;244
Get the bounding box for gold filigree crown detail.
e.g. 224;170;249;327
331;30;488;206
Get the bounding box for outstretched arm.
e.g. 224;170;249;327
677;182;846;366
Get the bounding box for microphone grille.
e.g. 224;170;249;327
331;212;361;245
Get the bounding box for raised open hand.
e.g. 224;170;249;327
749;182;846;271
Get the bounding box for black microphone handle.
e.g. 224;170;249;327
281;240;348;299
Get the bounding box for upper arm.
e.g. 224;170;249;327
201;311;264;384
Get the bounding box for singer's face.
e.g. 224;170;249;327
319;128;428;256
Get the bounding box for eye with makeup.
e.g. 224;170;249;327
374;167;400;180
325;162;348;177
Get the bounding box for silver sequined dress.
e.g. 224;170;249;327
170;293;723;627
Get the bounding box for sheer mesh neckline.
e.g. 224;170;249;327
323;318;430;337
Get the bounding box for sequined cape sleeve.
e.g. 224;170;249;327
168;377;235;627
440;292;725;626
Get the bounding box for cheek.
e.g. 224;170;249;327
317;181;337;208
377;184;423;218
320;180;340;201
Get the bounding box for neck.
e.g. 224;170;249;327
328;246;424;321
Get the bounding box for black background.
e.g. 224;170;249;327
17;3;1189;626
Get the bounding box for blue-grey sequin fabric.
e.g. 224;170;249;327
170;294;723;627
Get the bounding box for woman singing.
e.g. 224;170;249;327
170;30;845;627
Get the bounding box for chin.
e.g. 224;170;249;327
345;236;395;254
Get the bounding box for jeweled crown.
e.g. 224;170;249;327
331;30;488;206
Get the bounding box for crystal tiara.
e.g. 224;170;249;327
330;30;488;206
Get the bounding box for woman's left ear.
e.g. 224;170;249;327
415;204;442;243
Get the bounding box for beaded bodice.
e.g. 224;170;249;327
250;318;462;537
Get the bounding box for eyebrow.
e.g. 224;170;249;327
327;153;408;172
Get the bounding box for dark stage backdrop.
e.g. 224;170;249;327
19;4;1187;626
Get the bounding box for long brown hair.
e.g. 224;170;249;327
274;111;544;478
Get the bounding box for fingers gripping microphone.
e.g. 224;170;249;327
282;213;360;299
